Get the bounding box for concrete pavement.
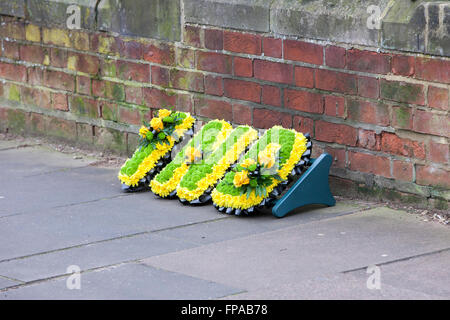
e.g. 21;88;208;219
0;137;449;299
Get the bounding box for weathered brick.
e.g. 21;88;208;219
429;141;449;164
324;95;345;118
176;47;195;69
347;49;391;74
92;80;125;101
0;20;25;40
294;66;314;89
99;101;118;121
143;41;175;65
427;86;448;111
27;67;43;86
46;117;77;141
293;115;314;136
19;45;48;64
381;132;426;159
0;62;27;82
205;75;223;96
197;51;232;74
90;33;119;55
204;28;223;50
234;57;253;78
25;24;41;42
224;79;261;103
262;85;281;107
232;103;252;125
380;80;425;105
315;69;357;95
151;65;170;87
20;86;51;109
349;152;390;178
118;39;143;60
170;69;204;93
116;60;149;82
391;105;413;130
253;108;291;129
416;165;450;188
357;76;379;99
125;86;143;105
392;55;415;76
254;59;293;84
263;37;282;58
2;41;20;60
194;97;232;121
358;129;381;151
176;93;193;113
325;46;346;68
284;40;323;65
415;58;450;84
224;31;261;55
184;25;202;48
50;48;68;68
143;87;176;109
76;76;91;95
119;106;144;125
43;70;75;91
67;53;100;75
392;160;413;182
42;28;71;47
413;110;449;137
69;95;98;118
285;89;323;114
51;92;68;111
347;99;389;126
326;147;346;169
315;120;357;146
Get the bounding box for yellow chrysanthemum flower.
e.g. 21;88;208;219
139;126;149;138
241;158;256;169
258;143;280;169
233;170;250;188
158;109;172;118
185;147;202;163
150;117;164;132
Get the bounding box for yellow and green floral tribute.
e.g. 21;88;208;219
150;120;232;198
118;108;195;190
211;126;310;214
176;125;259;204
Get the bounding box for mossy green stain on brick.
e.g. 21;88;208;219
8;84;20;102
7;109;26;131
394;106;411;128
112;83;125;101
71;96;97;118
381;81;422;104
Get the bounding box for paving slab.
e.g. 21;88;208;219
0;263;241;300
0;277;21;290
143;207;450;292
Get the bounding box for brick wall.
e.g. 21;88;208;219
0;3;448;209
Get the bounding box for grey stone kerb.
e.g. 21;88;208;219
0;0;449;57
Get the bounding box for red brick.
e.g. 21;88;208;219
392;55;415;76
415;58;450;84
293;115;314;136
143;87;176;109
324;95;345;118
170;69;204;93
27;67;43;86
119;106;143;125
315;120;358;146
151;65;170;86
413;110;449;137
51;93;68;111
416;165;450;188
20;86;51;110
391;105;413;130
224;31;261;55
116;60;149;82
0;20;25;40
357;76;379;99
380;80;425;105
20;45;48;65
90;33;119;55
358;129;381;151
253;108;292;129
392;160;413;182
325;147;346;169
428;86;448;111
143;41;175;65
125;86;143;105
0;62;27;82
381;132;426;159
69;96;98;118
284;40;323;65
224;79;261;103
43;70;75;91
347;99;389;126
262;85;281;107
234;57;253;78
349;152;390;178
99;101;118;121
325;46;346;68
76;76;91;95
429;141;449;164
184;25;202;48
2;41;20;60
204;28;223;50
263;37;282;58
194;97;232;121
176;93;193;113
232;103;252;125
205;75;223;96
347;49;391;74
50;48;67;68
118;39;143;60
254;59;293;84
294;66;314;89
285;89;323;114
197;51;232;74
68;53;100;75
92;80;125;101
315;69;357;95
